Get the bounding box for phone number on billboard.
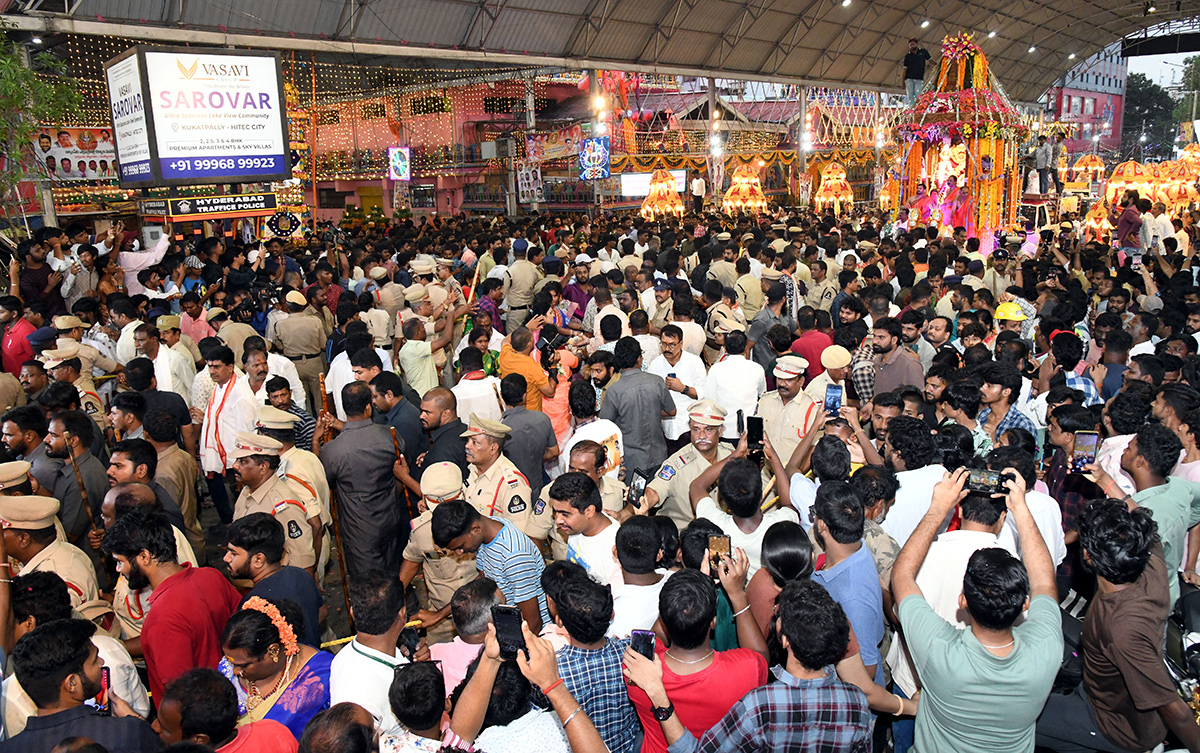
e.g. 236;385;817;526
167;157;280;171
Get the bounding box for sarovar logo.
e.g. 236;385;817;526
176;59;199;80
175;58;252;80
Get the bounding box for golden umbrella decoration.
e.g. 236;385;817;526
639;169;685;219
1105;161;1151;204
722;163;769;215
1082;199;1114;243
816;162;855;214
1072;154;1105;180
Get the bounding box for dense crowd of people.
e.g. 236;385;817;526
0;193;1199;753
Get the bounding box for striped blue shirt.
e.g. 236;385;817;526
477;518;551;624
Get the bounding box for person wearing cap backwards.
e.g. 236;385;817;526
755;353;821;466
42;342;105;429
643;399;732;531
321;381;408;577
0;494;100;609
399;461;478;644
256;404;330;575
273;289;328;412
53;314;122;378
503;242;541;331
230;431;318;576
459;411;550;545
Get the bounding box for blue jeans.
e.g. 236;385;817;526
905;78;922;105
1038;168;1050;194
892;686;914;753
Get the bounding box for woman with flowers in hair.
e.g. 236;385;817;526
218;596;333;739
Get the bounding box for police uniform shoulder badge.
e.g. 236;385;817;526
658;464;675;480
287;520;304;539
508;496;527;514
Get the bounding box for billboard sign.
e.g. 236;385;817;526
104;46;290;186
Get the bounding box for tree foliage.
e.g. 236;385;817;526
0;29;80;238
1123;72;1177;159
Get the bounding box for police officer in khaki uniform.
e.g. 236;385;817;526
643;400;731;531
707;234;738;289
256;406;330;576
400;461;478;644
703;291;743;365
503;246;541;330
41;343;105;430
461;413;551;543
434;257;467;343
1;494;100;608
230;431;318;573
650;279;673;333
735;257;765;322
545;439;629;560
756;354;821;465
273;291;327;412
54;315;121;378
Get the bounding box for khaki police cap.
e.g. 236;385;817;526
230;430;283;459
788;226;803;234
405;284;429;304
821;345;853;370
713;318;745;335
369;266;388;280
436;257;455;267
0;461;32;492
257;405;299;430
715;232;732;241
285;291;308;307
761;268;783;281
740;232;755;242
156;314;182;331
53;315;86;331
206;307;229;321
773;354;809;380
41;342;81;369
421;462;464;503
686;399;727;427
411;260;435;276
771;223;787;231
460;413;511;440
0;494;60;529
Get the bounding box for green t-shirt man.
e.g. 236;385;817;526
899;592;1063;753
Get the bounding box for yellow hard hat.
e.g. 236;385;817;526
995;301;1027;321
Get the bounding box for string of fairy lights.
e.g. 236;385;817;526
36;31;899;210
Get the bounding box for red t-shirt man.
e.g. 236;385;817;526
1;316;34;377
626;643;768;753
791;329;833;383
143;563;242;699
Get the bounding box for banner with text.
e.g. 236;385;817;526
105;50;153;185
166;192;278;221
104;46;290;186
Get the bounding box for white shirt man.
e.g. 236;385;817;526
329;636;408;736
647;350;707;442
199;370;257;475
690;176;706;198
997;486;1066;567
115;319;142;365
880;463;949;546
702;352;767;440
150;342;195;407
452;372;504;424
566;513;622;586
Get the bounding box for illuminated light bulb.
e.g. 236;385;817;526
1028;46;1036;53
593;95;605;109
921;19;930;27
1068;53;1076;59
987;31;996;38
